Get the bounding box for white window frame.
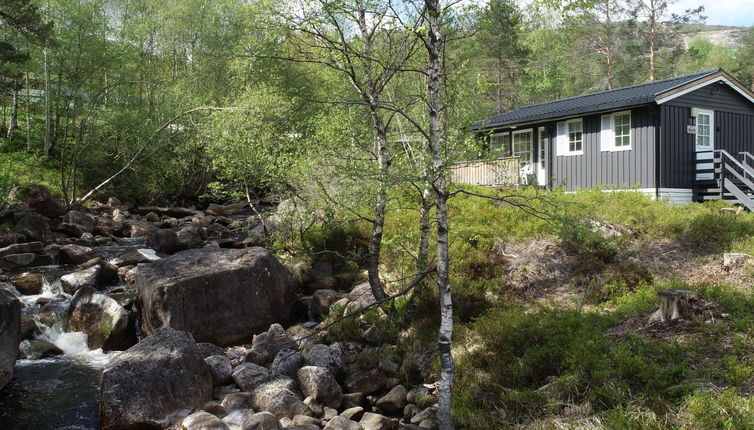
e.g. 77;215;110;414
557;119;584;156
601;110;632;152
538;126;547;170
512;129;533;164
491;131;510;158
694;109;714;151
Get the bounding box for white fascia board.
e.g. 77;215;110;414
655;76;754;105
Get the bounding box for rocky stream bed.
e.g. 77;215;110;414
0;185;438;430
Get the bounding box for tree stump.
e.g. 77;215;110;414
648;289;700;324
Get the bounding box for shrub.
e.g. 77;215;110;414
680;389;754;430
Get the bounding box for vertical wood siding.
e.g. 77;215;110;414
552;106;657;191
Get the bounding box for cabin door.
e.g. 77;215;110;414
536;127;547;187
513;129;535;184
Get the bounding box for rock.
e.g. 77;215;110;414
11;272;44;295
0;290;21;388
248;324;292;365
58;244;98;265
20;314;39;340
177;226;207;249
204;400;228;418
409;407;435;425
68;286;135;350
297;366;343;409
723;252;751;269
2;253;35;268
11;184;66;217
136;247;295;346
377;360;399;376
418;418;438;429
344;369;386;395
312;289;342;315
305;344;344;377
206;203;227;216
121;219;158;238
271;349;304;378
16;213;52;242
197;342;225;359
100;327;213;430
183;411;230;430
325;416;362;430
221;392;255;412
60;265;101;294
214;384;241;400
111;248;161;267
64;210;96;233
19;339;63;360
0;241;43;259
293;415;320;426
302;396;323;417
323;407;337;421
250;378;305;419
406;387;435;409
375;385;406;414
340;407;365;421
149;229;182;254
232;363;271;392
344;283;377;314
222;409;256;429
206;354;233;385
342;393;364;409
240;411;279;430
145;212;160;223
359;413;396;430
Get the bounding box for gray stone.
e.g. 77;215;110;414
58;244;99;265
68;286;135;350
149;229;182;254
64;210;96;234
250;378;305;419
11;184;66;217
0;241;43;259
406;387;435;409
293;415;321;426
206;354;233;385
305;344;343;377
325;416;362;430
232;363;271;392
221;392;255;412
19;339;63;360
359;412;396;430
16;213;52;242
10;272;44;295
197;342;225;359
111;248;161;267
340;407;364;421
60;265;100;294
136;248;295;346
241;412;280;430
2;253;35;267
183;411;229;430
312;289;342;315
0;290;21;388
100;327;213;430
271;349;304;378
375;385;406;414
203;400;228;418
342;393;364;410
297;366;343;409
344;369;386;395
222;409;256;429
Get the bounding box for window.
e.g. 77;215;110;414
601;111;631;151
491;132;510;158
513;130;533;163
695;109;713;150
556;119;584;156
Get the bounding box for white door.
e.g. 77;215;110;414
537;126;547;186
695;109;714;180
513;129;534;184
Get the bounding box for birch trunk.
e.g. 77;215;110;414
43;48;52;156
416;186;432;272
6;85;19;140
367;112;389;302
426;0;455;428
25;72;32;151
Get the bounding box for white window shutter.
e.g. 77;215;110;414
601;115;614;151
556;121;567;155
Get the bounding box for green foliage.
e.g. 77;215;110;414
0;150;60;205
680;389;754;430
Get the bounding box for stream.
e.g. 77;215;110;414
0;241;144;429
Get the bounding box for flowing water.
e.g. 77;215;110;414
0;241;145;429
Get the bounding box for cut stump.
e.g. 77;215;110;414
648;289;700;324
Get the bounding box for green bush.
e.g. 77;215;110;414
680;389;754;430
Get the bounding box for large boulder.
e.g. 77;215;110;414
58;244;99;265
297;366;343;409
11;272;44;295
60;265;101;294
100;327;213;430
136;247;295;346
15;213;52;243
68;286;135;350
0;290;21;389
148;229;182;254
11;184;66;218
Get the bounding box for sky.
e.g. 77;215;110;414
668;0;754;27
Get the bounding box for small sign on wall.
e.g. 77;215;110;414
687;125;697;134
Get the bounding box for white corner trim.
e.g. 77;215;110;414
655;76;754;105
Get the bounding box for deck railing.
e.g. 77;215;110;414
450;156;521;187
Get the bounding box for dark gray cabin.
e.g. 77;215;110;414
470;69;754;207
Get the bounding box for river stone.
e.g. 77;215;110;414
64;210;96;233
206;354;233;385
11;272;44;295
68;286;135;350
136;247;295;346
10;184;66;217
197;342;225;359
359;412;396;430
0;241;43;259
304;344;344;377
375;385;406;413
406;387;435;409
271;349;304;378
182;410;229;430
2;253;35;268
19;339;63;360
0;290;21;389
111;248;160;267
344;369;386;395
221;392;255;412
60;265;101;294
221;408;256;429
232;363;270;392
240;411;279;430
100;327;213;430
16;213;52;243
250;378;305;418
297;366;343;409
324;416;362;430
59;244;99;265
148;228;182;254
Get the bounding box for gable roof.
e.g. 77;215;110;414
475;69;737;130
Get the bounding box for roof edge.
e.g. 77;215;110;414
655;70;754;105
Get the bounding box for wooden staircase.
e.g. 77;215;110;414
695;150;754;211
